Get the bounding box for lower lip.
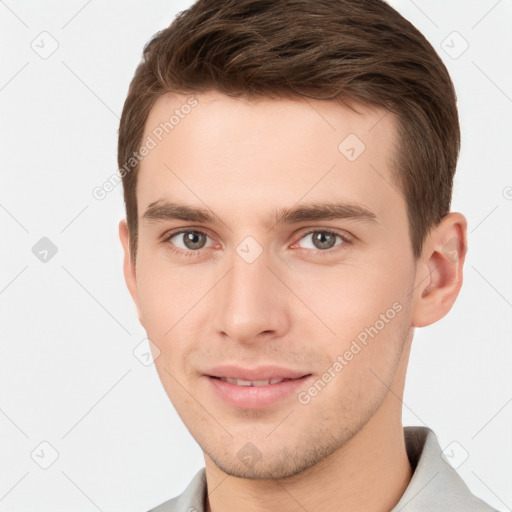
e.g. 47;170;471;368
207;375;311;409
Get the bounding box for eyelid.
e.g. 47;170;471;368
162;228;216;247
295;227;354;241
160;226;214;241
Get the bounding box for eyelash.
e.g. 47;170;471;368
161;228;353;258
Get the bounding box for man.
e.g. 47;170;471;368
117;0;497;510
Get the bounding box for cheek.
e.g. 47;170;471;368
136;247;196;318
299;259;411;340
294;258;413;400
136;272;173;335
135;254;215;365
306;270;411;411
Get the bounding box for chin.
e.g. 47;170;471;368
206;441;339;481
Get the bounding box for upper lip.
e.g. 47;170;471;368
206;365;311;381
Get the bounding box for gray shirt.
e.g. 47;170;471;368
148;427;497;511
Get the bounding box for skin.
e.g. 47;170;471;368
119;91;467;512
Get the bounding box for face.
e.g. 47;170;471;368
121;91;420;479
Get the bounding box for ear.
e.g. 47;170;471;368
119;219;144;325
411;212;467;327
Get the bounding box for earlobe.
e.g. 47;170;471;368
118;219;144;325
411;212;467;327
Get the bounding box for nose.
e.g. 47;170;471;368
213;248;291;344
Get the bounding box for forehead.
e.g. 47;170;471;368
144;91;395;152
137;91;402;228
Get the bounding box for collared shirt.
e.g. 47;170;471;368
148;427;497;511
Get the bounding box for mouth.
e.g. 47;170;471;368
205;368;312;409
210;376;299;386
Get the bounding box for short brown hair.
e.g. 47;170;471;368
118;0;460;262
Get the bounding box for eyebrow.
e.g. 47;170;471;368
142;200;378;228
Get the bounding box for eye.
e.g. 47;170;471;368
162;228;351;258
165;230;214;253
294;230;348;252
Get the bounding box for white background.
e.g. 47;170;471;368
1;1;511;511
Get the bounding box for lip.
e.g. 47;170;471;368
206;365;309;381
205;365;312;409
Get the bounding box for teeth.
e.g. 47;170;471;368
219;377;287;386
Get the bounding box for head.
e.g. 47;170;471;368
118;0;467;480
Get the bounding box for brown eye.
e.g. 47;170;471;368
168;230;211;251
